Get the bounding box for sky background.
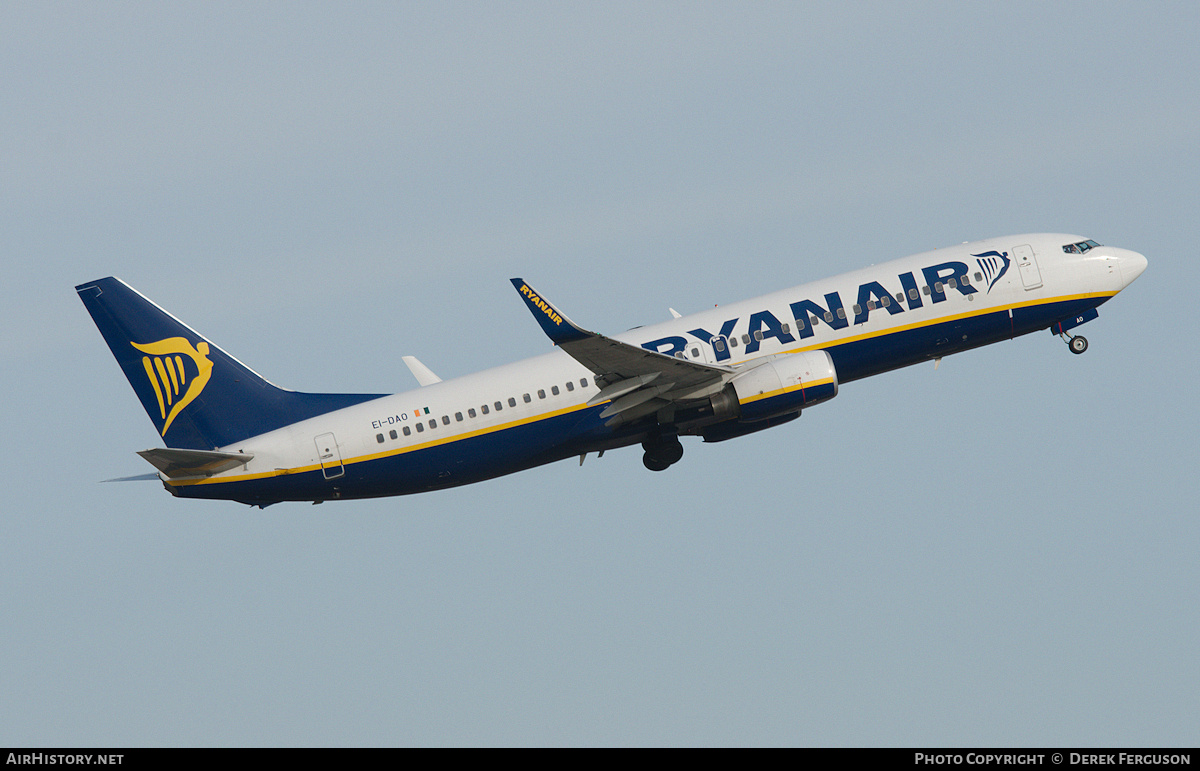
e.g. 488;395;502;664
2;1;1197;747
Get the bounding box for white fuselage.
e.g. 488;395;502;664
165;233;1145;503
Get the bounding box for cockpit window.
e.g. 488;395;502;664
1063;239;1101;254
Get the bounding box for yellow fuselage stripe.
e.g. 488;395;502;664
170;291;1111;487
737;376;835;405
169;400;595;487
777;290;1114;358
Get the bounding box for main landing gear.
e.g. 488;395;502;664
642;432;684;472
1060;330;1089;355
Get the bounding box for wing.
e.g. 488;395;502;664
510;278;733;424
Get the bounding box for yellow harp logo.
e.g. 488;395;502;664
131;337;214;436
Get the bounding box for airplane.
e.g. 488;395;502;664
77;233;1146;507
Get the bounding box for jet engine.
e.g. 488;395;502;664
727;350;838;423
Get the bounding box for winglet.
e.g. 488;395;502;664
509;278;592;345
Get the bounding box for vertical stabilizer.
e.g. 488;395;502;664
76;277;385;449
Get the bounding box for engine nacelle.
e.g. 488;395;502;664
728;350;838;422
699;412;800;443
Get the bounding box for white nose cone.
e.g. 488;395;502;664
1117;249;1148;287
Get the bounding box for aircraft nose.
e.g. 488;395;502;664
1117;249;1148;287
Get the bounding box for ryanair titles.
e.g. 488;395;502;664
640;259;981;360
518;283;563;326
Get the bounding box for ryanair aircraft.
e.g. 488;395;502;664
78;233;1146;507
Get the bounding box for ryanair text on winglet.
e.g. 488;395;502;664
520;283;563;326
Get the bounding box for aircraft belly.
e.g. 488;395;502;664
171;402;619;502
828;309;1013;382
1010;295;1110;337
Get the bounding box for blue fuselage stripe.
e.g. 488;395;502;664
172;294;1106;503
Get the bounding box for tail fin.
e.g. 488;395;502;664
76;277;385;450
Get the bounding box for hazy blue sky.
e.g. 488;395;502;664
3;1;1197;746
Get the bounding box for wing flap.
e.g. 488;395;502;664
586;373;661;406
599;382;675;419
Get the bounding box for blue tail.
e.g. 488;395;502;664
77;277;386;450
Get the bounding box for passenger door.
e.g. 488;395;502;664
1013;244;1043;290
314;432;344;479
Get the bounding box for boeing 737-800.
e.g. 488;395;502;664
78;233;1146;506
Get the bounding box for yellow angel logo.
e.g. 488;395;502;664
131;337;214;436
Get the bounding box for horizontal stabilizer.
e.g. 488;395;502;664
137;448;254;479
102;472;162;482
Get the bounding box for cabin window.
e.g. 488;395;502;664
508;397;516;407
537;389;545;399
565;381;575;392
837;307;847;319
494;401;503;411
975;272;983;282
389;429;398;440
714;338;726;352
742;334;751;344
960;274;970;285
947;278;957;289
909;288;919;300
481;404;489;415
376;433;385;443
866;300;876;311
853;304;862;315
674;351;685;359
922;285;931;295
441;415;450;425
824;312;834;323
468;408;477;418
880;296;890;308
455;412;463;421
416;423;425;433
810;315;819;326
781;323;790;334
690;347;700;358
524;393;532;403
730;336;739;347
580;378;589;387
934;282;943;293
403;426;411;436
429;419;437;429
551;385;560;395
896;293;904;304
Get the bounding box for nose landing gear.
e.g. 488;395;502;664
1051;311;1098;355
1059;329;1089;354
